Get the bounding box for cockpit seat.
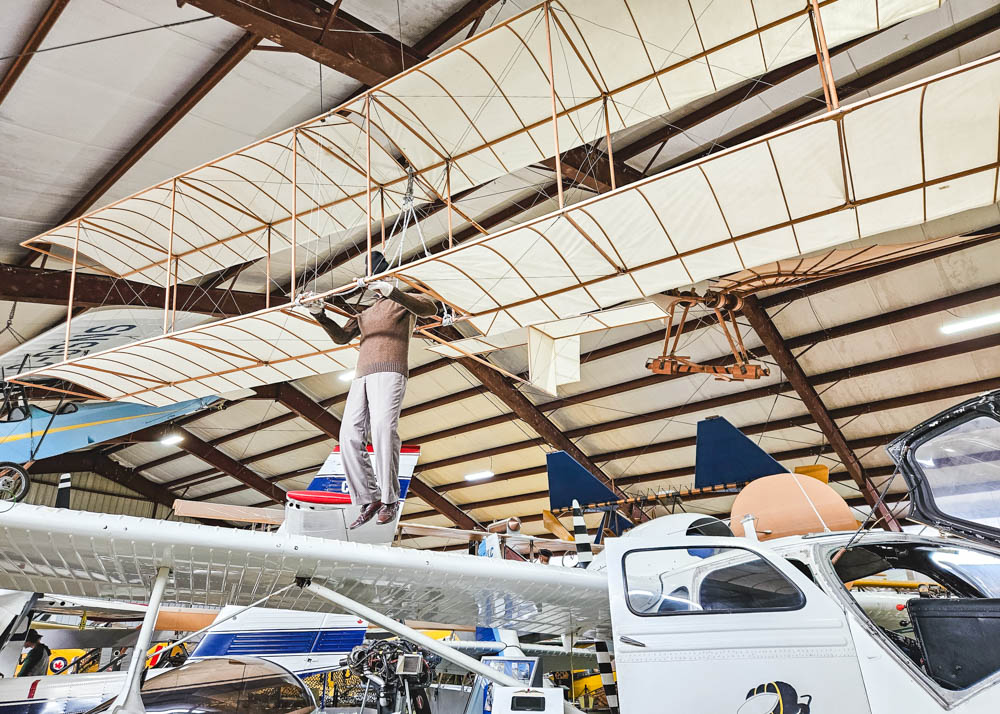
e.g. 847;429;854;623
908;598;1000;690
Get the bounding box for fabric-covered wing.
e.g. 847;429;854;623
11;307;357;406
428;301;670;358
0;504;610;636
394;55;1000;337
21;0;939;284
711;232;996;294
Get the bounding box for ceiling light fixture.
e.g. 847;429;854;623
339;370;356;382
940;311;1000;335
159;433;184;446
464;470;494;482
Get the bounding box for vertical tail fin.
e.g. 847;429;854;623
595;641;619;714
571;499;593;568
55;473;71;509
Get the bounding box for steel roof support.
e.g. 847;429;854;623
60;31;261;222
0;262;268;314
261;382;485;532
83;453;180;511
441;327;646;522
412;0;503;56
402;368;1000;520
669;10;1000;170
180;0;423;85
138;425;285;503
741;294;900;531
0;0;72;108
137;248;1000;498
266;383;342;437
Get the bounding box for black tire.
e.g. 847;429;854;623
0;462;29;503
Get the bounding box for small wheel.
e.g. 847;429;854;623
0;463;29;503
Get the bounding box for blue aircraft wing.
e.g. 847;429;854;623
0;396;219;463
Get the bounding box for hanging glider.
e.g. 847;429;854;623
17;0;939;286
10;51;1000;405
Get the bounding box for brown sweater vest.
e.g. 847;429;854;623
342;290;436;378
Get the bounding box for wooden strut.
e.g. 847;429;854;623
544;1;563;209
64;220;81;361
647;292;769;381
365;94;373;276
809;0;839;111
602;95;616;192
291;129;298;299
555;481;749;516
163;179;176;334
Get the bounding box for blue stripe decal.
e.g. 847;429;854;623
0;697;104;714
192;628;365;657
306;476;411;500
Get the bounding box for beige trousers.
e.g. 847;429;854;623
339;371;406;505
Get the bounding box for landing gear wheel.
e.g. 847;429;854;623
0;463;29;503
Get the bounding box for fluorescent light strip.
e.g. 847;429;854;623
339;370;356;381
464;470;494;482
941;311;1000;335
160;434;184;446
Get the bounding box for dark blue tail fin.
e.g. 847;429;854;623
694;416;787;488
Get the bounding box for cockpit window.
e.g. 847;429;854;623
85;657;314;714
913;415;1000;530
623;546;804;616
835;542;1000;690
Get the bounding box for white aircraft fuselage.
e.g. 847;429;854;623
597;513;1000;714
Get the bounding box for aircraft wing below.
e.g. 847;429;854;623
0;504;610;636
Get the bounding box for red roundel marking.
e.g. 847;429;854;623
287;490;353;505
50;657;68;672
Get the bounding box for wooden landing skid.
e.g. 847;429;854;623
646;290;769;381
646;356;769;380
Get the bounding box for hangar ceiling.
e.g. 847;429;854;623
2;0;1000;549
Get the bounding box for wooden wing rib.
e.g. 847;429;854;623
20;0;940;284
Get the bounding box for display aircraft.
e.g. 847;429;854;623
0;392;999;712
0;656;317;714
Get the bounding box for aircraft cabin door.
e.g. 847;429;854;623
605;537;871;714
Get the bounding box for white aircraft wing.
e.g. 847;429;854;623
0;504;609;636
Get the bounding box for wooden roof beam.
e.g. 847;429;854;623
741;294;901;531
60;31;261;222
179;0;424;85
409;367;1000;518
540;146;643;194
0;0;72;108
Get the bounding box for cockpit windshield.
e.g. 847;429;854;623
85;657;315;714
913;415;1000;531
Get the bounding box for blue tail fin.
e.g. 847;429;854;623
694;416;787;488
546;452;632;536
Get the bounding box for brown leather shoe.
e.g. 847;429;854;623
376;501;400;525
349;501;382;529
